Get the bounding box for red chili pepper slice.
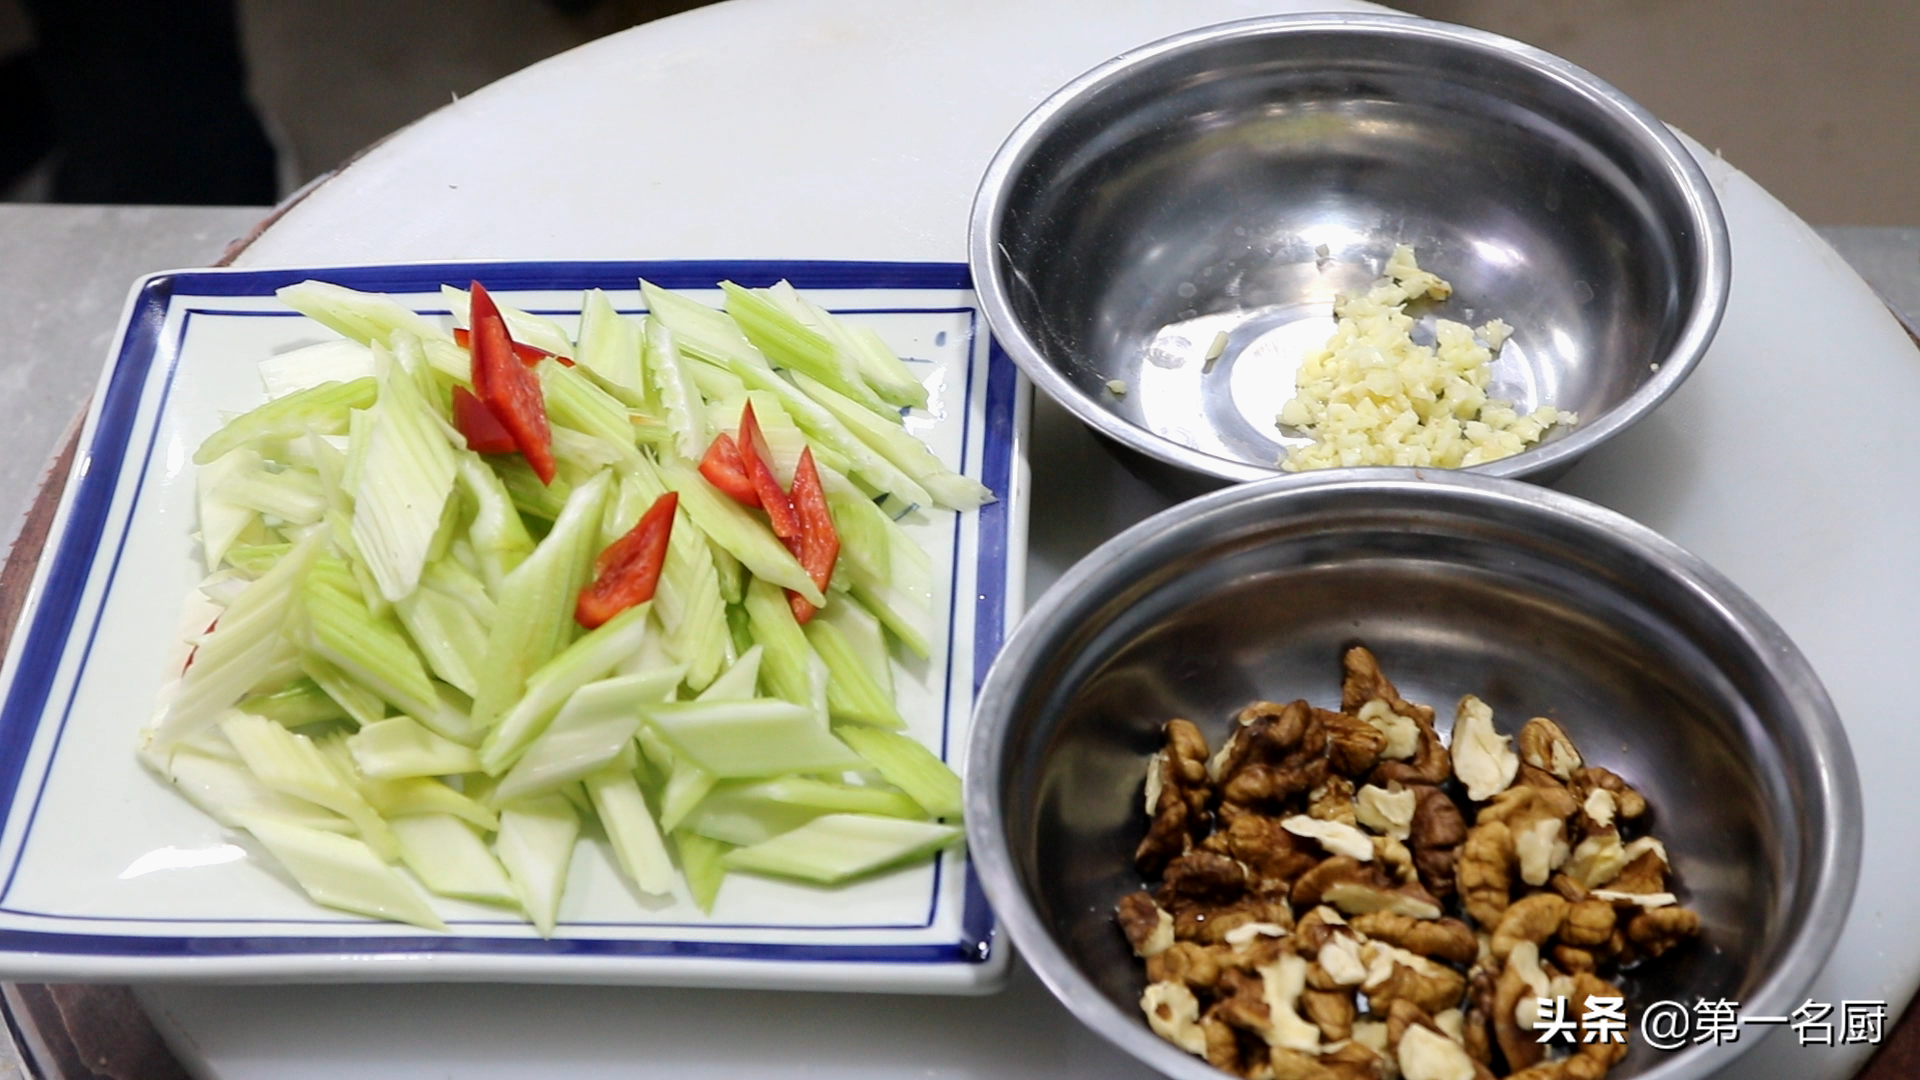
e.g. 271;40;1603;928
469;281;556;484
451;384;516;454
576;492;678;629
738;402;799;538
452;326;571;367
699;433;760;507
784;447;840;625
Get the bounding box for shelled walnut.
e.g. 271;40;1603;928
1117;645;1700;1080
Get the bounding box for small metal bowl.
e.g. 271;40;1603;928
969;13;1730;486
967;470;1858;1080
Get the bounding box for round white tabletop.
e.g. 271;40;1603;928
142;1;1920;1077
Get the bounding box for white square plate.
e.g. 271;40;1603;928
0;260;1027;993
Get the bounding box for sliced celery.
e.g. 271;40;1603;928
742;578;817;706
835;725;963;820
389;813;518;907
352;339;460;602
696;646;762;703
494;793;579;936
194;377;376;466
441;284;576;361
347;716;482;778
165;746;352;833
642;318;709;462
816;593;893;699
797;293;928;410
551;425;631;476
260;339;377;400
393;574;488;697
644;698;861;778
457;457;535;593
239;815;446;931
146;533;323;752
680;778;926;848
414;683;484;747
238;678;348;728
197;449;259;571
656;459;822;605
220;462;327;526
299;653;388;727
585;764;675;897
791;371;993;511
542;362;641;469
673;831;730;913
480;600;652;775
755;409;851;485
220;712;398;860
658;760;717;835
492;665;681;802
223;542;291;579
638;280;771;373
467;470;610;737
721;282;888;415
358;774;497;832
805;617;904;729
494;456;572;522
573;290;647;404
277;280;450;351
721;814;961;885
615;459;730;692
302;557;439;722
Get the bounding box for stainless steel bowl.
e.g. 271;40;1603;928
967;470;1858;1080
969;14;1731;486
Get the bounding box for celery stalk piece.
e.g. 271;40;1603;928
638;280;772;373
351;339;459;602
721;814;961;885
456;457;535;594
480;599;651;775
551;425;631;476
806;649;830;731
441;284;576;361
633;722;676;775
493;456;572;521
823;479;935;659
197;449;259;571
585;764;676;896
756;776;926;819
741;578;818;706
165;747;353;833
359;774;498;832
223;542;292;578
834;725;963;820
221;462;328;526
414;683;484;747
491;665;682;802
494;793;579;936
721;282;890;416
193;377;377;466
542;362;641;466
725;603;753;656
687;356;749;413
756;411;850;485
606;465;729;691
299;653;387;727
393;573;489;697
220;712;399;859
390;813;518;907
642;318;709;462
643;699;861;778
277;280;450;350
816;593;893;699
238;677;350;728
696;645;762;703
302;557;439;722
657;759;717;834
424;551;496;626
679;778;926;847
467;470;610;737
145;533;323;753
347;716;483;778
673;831;730;913
790;371;993;512
657;459;823;604
805;618;905;729
239;815;446;931
573;290;647;404
260;339;378;400
808;300;928;410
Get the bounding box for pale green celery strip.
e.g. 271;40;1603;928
657;460;822;604
605;466;729;691
673;831;731;913
638;280;771;372
791;371;992;512
494;793;579;936
679;780;827;846
849;577;934;661
197;449;259;571
238;677;348;728
259;339;378;400
466;469;609;742
761;776;924;819
758;417;850;485
239;815;446;931
575;290;647;402
393;576;486;696
542;363;642;469
820;304;928;410
359;773;497;831
494;456;572;521
220;712;399;859
696;645;761;703
634;723;677;775
302;561;439;722
165;747;353;833
643;698;861;778
277;280;450;350
341;406;372;500
816;593;893;700
586;764;676;896
145;534;323;752
480;599;651;775
220;461;327;526
687;359;749;422
657;760;717;834
741;577;817;706
721;282;889;416
432;544;496;624
390;813;518;907
822;483;891;593
722;814;960;885
834;725;963;820
194;377;377;465
415;683;484;747
551;426;631;476
492;665;680;802
420;335;472;384
220;543;288;579
440;284;575;360
347;716;482;778
299;653;388;727
423;483;463;567
457;456;535;593
725;603;753;656
351;339;459;602
643;318;709;462
804;619;904;730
